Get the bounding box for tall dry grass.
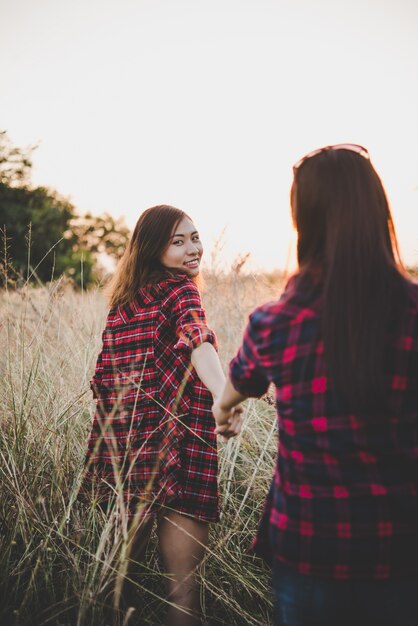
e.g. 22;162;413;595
0;268;285;626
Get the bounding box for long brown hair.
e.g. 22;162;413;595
107;205;189;308
291;147;407;410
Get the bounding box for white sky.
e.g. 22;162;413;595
1;0;417;270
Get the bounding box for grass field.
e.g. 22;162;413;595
0;269;285;626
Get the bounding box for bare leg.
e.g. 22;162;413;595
157;511;209;626
118;515;154;609
128;514;154;564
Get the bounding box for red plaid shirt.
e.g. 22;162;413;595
230;273;418;579
84;274;219;522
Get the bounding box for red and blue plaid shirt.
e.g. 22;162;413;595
84;275;219;522
229;273;418;579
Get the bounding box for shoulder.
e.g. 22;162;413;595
405;279;418;342
103;306;123;327
161;275;202;309
248;273;319;333
406;278;418;309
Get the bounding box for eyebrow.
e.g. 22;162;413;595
171;231;199;238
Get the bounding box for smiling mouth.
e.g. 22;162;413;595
184;258;200;267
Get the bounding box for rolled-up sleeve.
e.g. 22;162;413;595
170;281;217;353
90;327;109;392
229;309;269;397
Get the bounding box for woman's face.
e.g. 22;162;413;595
160;216;203;277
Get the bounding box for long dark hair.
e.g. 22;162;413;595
291;147;407;410
107;205;189;308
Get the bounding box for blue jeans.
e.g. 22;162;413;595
272;561;418;626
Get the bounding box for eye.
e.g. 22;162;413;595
192;234;200;242
172;239;183;246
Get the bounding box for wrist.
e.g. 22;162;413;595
214;398;232;412
211;387;225;403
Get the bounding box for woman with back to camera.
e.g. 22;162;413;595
84;205;242;625
213;145;418;626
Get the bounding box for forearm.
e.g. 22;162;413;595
190;342;226;399
212;377;247;431
218;378;247;410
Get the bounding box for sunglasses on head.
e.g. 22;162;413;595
293;143;370;173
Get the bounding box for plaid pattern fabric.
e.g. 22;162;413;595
84;274;219;522
230;273;418;579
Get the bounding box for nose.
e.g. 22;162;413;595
186;241;200;255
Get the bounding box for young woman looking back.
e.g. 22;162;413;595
214;145;418;626
84;205;242;625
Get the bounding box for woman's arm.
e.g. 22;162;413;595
190;342;226;399
212;378;247;438
191;343;244;438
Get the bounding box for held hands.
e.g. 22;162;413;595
212;398;244;442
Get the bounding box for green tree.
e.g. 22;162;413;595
68;212;130;263
0;183;90;286
0;130;34;187
0;130;130;287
